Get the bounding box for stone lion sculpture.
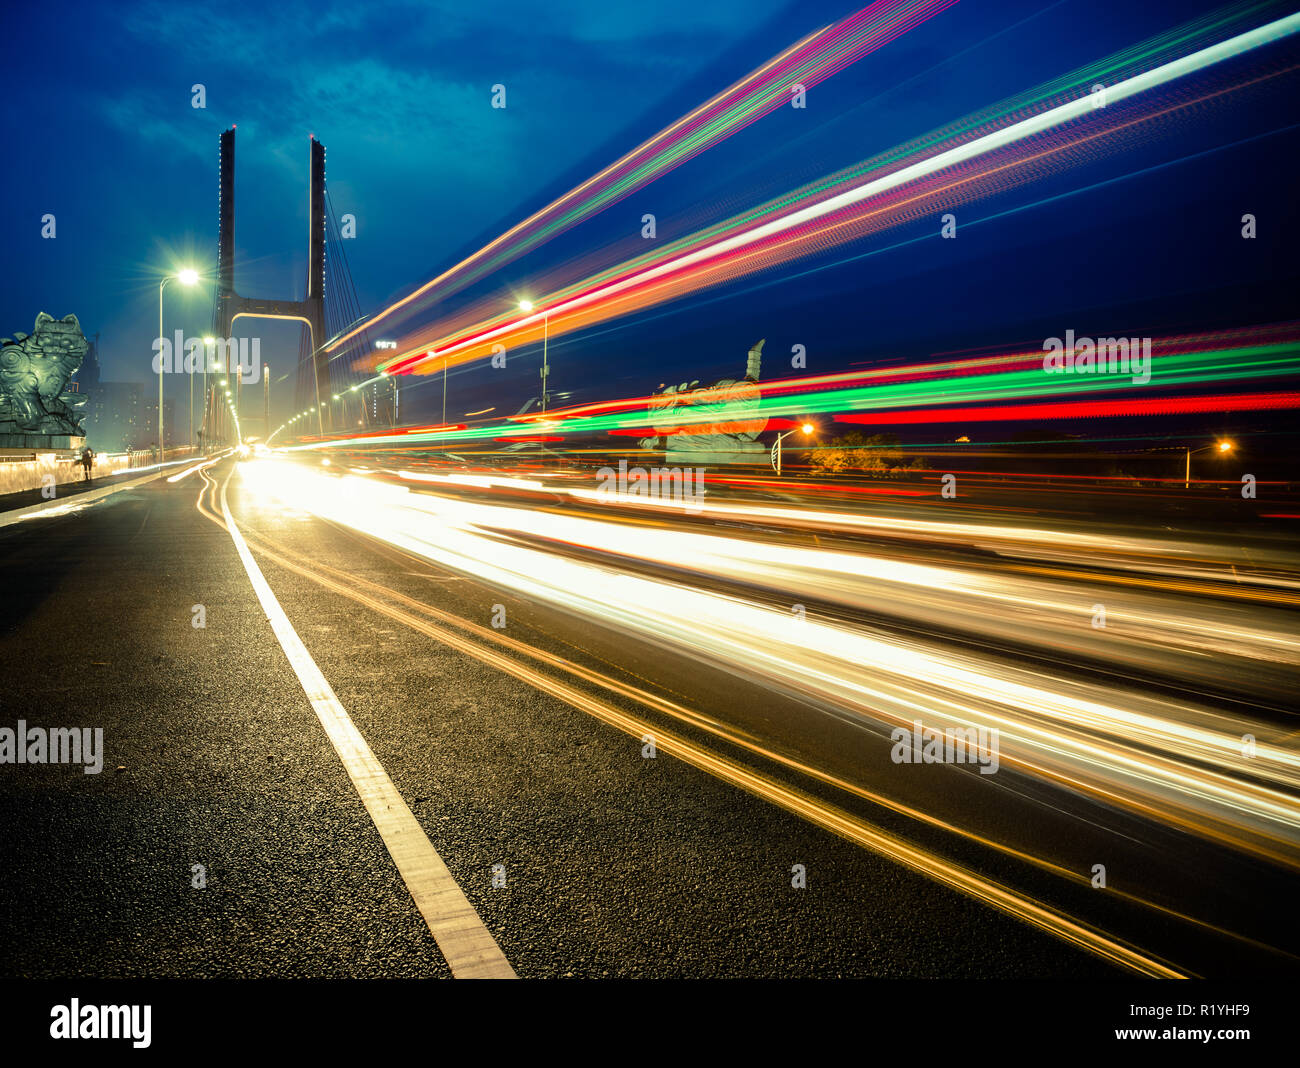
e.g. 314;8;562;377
0;313;89;435
638;338;768;452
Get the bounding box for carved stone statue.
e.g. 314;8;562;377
639;338;769;462
0;313;89;442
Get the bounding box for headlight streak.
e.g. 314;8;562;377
531;491;1300;684
238;458;1300;871
166;457;219;483
207;463;1193;977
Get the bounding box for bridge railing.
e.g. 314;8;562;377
0;446;197;497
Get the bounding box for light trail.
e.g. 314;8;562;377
166;457;220;483
328;0;958;353
501;323;1300;427
206;463;1192;977
296;323;1300;451
235;458;1300;877
835;389;1300;426
380;12;1300;378
226;498;1291;967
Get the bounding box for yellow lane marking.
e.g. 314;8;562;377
216;474;1184;978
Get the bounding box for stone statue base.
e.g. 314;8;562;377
0;433;84;450
664;442;767;466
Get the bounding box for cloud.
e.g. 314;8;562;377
96;94;213;162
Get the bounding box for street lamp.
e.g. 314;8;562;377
200;336;216;452
1185;439;1233;489
379;369;399;426
771;422;815;477
159;268;200;460
518;299;550;414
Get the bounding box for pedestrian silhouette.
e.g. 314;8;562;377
81;447;94;482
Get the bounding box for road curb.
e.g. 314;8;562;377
0;463;186;529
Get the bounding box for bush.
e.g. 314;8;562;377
808;432;927;478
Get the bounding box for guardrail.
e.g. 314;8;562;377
0;447;197;496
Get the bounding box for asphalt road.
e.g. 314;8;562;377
1;454;1294;978
0;458;1131;978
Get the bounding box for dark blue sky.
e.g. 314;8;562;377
2;0;1296;430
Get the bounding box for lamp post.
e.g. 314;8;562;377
771;423;815;477
201;336;216;452
518;300;549;414
1185;439;1233;489
375;342;401;428
224;385;241;447
219;378;229;447
379;371;399;426
348;383;362;429
158;268;199;461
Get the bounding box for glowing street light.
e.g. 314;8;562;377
518;298;550;414
159;267;201;460
771;422;815;478
198;336;219;454
373;368;401;425
1186;439;1234;489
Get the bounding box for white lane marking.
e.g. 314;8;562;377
218;474;515;979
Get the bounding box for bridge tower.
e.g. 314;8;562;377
211;127;330;440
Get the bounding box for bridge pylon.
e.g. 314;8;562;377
209;128;330;442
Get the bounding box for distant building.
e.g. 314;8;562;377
141;397;176;451
84;382;173;452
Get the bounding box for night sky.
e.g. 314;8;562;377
2;0;1296;439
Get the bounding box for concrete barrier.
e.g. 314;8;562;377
0;448;195;495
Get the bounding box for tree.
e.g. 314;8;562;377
808;431;926;478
